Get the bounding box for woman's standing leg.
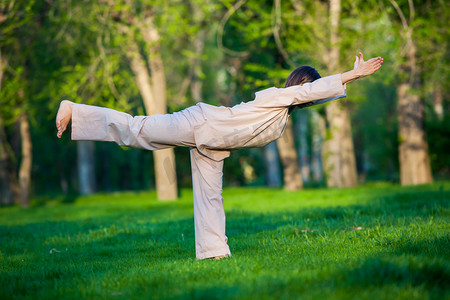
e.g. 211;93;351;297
190;147;231;259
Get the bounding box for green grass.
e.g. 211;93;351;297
1;182;449;300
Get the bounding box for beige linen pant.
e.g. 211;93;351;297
71;104;231;259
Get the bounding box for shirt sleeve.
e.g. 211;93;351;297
274;74;346;106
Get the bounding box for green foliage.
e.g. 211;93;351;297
0;0;448;196
0;183;449;299
0;0;35;121
427;115;450;177
352;80;399;181
0;0;35;46
0;67;23;124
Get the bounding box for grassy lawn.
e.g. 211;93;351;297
0;182;449;299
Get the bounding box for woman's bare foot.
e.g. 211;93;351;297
56;100;74;138
211;254;231;260
213;255;227;260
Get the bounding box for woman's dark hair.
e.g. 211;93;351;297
285;66;321;88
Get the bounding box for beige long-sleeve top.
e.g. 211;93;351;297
194;74;346;161
71;74;346;162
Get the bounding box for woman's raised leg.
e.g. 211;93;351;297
56;101;197;150
190;147;231;260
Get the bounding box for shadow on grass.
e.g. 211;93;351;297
29;193;79;207
344;251;449;290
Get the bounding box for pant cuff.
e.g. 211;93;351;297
196;249;232;260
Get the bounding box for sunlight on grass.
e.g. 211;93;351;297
0;182;449;299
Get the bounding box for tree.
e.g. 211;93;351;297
77;141;96;195
310;110;325;182
44;0;181;199
296;109;311;182
0;0;36;206
276;120;303;190
103;1;181;200
264;142;282;187
18;111;32;206
219;0;304;190
387;0;433;185
0;114;16;205
0;47;16;205
321;0;358;188
285;0;358;187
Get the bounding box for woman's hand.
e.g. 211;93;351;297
341;52;384;85
353;52;383;77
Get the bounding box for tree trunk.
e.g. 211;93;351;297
264;141;282;187
127;19;178;200
18;113;32;207
322;0;358;188
397;83;433;185
296;109;310;182
191;37;204;103
77;140;96;195
0;116;14;205
323;102;358;187
0;52;15;205
0;49;3;91
191;2;205;103
311;111;324;182
387;2;433;185
434;84;443;120
276;119;303;190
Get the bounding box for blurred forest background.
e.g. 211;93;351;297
0;0;448;206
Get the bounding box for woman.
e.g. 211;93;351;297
56;52;383;260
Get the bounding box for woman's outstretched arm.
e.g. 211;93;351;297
341;52;383;85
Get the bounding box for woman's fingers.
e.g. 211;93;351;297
57;117;67;138
368;57;383;73
372;57;384;68
55;100;73;139
57;121;67;138
354;56;359;69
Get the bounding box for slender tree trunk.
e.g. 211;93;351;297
311;111;324;182
264;141;282;187
77;141;96;195
191;2;205;103
18;113;32;207
220;58;242;107
57;161;68;194
322;0;358;188
296;109;310;182
0;116;14;205
434;84;443;120
0;49;3;90
276;119;303;190
0;52;15;205
100;145;112;192
191;39;204;103
127;19;178;200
